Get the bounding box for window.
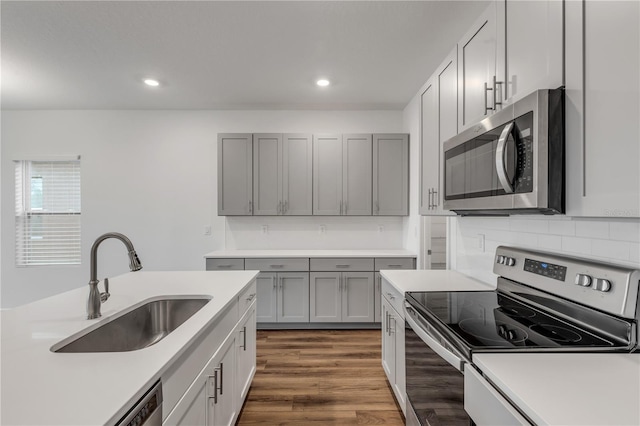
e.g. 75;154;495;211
15;159;81;266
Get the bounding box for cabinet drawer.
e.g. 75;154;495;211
375;257;415;271
382;278;404;318
239;280;257;313
310;258;374;271
206;258;245;271
244;258;309;272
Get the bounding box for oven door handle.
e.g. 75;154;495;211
404;303;465;372
496;121;516;194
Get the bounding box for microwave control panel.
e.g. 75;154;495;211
514;112;534;193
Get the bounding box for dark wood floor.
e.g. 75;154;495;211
236;329;405;425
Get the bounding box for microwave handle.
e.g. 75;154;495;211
496;122;516;193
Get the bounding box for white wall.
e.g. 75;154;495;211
450;216;640;285
1;109;403;308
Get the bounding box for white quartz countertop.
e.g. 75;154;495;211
0;270;258;426
204;249;417;258
380;269;496;293
472;353;640;425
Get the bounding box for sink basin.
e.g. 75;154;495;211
52;296;211;353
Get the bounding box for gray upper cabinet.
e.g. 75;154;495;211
313;134;343;215
457;2;501;131
503;0;563;105
218;133;253;215
313;134;373;215
282;134;313;215
253;134;281;216
420;49;456;216
565;0;640;217
373;134;408;216
253;133;312;216
343;134;372;215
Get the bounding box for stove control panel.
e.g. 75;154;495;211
524;258;567;281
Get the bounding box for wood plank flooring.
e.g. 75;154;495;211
236;329;405;425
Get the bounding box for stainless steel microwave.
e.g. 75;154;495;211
443;88;564;215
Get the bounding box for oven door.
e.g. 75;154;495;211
404;303;471;426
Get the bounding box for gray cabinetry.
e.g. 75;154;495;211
310;271;374;323
373;134;409;216
565;0;640;217
313;134;343;215
313;134;373;215
253;133;313;216
256;271;309;323
218;133;253;215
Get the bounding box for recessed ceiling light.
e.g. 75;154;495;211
316;79;330;87
143;78;160;87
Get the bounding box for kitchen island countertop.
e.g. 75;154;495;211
0;270;258;426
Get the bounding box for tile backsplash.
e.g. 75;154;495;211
451;216;640;285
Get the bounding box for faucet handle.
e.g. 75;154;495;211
100;278;110;303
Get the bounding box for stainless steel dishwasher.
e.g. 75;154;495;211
116;380;163;426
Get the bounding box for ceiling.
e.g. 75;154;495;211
1;1;489;110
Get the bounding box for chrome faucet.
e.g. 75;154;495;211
87;232;142;319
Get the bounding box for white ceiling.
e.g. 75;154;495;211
1;1;489;110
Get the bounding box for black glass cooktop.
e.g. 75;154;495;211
406;291;617;350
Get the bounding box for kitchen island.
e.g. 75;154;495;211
0;270;258;425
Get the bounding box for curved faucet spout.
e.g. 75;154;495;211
87;232;143;319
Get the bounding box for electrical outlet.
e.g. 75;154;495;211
319;225;326;234
204;226;211;236
378;225;384;233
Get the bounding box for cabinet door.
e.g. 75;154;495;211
458;2;499;130
218;134;253;215
212;337;237;426
374;272;382;323
391;307;406;410
253;134;281;216
256;273;277;323
565;0;640;217
343;134;372;215
237;304;256;402
342;272;374;322
420;78;438;215
309;272;341;322
168;381;207;426
282;134;313;215
313;134;343;215
504;0;563;104
381;300;395;383
277;272;310;322
373;134;408;216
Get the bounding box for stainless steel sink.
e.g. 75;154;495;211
52;296;211;353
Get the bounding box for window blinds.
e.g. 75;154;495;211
15;160;81;266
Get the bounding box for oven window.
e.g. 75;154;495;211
405;321;470;425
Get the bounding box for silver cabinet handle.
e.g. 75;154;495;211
388;264;403;268
278;201;282;214
385;311;390;334
484;81;492;115
493;75;503;109
246;293;256;301
217;264;233;269
336;264;350;268
432;189;438;208
218;363;224;395
270;264;284;269
427;188;432;209
248;200;253;214
389;316;395;334
387;292;396;300
240;326;247;350
496;121;516;193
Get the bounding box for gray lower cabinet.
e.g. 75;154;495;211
310;272;374;322
373;134;409;216
218;133;253;216
256;272;309;323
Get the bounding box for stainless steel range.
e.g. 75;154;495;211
404;246;640;425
